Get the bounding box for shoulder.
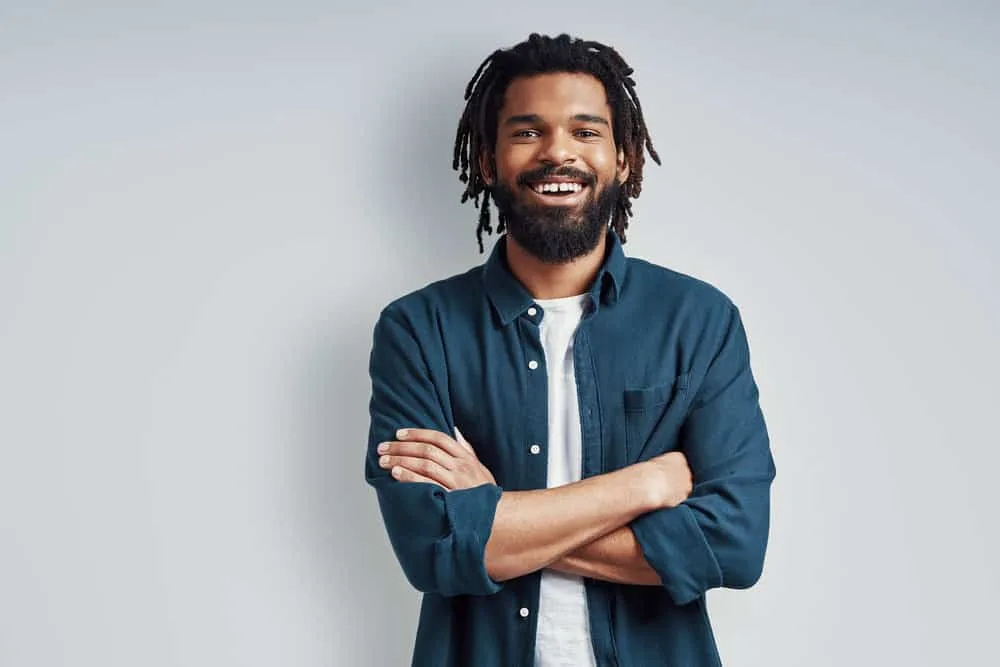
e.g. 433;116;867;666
624;256;737;319
377;265;484;329
622;256;750;369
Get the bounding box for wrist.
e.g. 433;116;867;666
630;461;668;512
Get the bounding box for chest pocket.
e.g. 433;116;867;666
623;373;691;463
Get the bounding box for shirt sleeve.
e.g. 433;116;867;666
364;306;503;597
630;302;776;605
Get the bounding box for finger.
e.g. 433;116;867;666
454;426;475;453
390;465;446;489
395;428;466;457
382;441;459;470
382;455;453;488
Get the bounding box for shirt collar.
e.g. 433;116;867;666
483;229;627;327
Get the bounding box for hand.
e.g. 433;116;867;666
377;427;497;490
644;451;693;509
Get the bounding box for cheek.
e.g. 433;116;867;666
495;151;532;185
588;146;620;178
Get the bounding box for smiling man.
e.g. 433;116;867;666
364;33;775;667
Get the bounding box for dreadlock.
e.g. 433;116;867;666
453;33;661;253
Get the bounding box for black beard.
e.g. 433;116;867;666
491;178;620;264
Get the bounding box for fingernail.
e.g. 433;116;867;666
392;466;402;478
377;442;388;454
379;455;390;466
396;429;408;439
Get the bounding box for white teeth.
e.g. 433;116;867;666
533;182;583;194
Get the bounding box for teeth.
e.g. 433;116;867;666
533;182;583;194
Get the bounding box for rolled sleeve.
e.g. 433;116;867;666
364;306;503;597
631;503;723;605
632;302;776;605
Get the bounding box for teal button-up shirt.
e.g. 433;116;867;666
365;230;775;666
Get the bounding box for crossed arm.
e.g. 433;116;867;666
376;427;689;585
366;304;774;602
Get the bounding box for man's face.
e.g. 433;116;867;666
487;72;629;264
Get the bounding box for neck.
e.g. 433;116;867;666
504;232;608;299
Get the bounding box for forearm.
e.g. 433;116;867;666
484;463;661;581
549;526;661;586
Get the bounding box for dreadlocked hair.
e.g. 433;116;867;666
453;33;661;253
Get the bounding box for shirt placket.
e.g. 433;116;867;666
575;299;620;667
515;306;548;662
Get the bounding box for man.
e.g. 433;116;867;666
365;33;775;667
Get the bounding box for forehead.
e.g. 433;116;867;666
499;72;610;120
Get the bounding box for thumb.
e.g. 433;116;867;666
453;426;474;452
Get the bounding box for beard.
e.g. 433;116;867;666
490;173;620;265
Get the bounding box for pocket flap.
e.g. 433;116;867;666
623;373;690;412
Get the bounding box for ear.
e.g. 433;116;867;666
478;149;495;185
616;148;630;184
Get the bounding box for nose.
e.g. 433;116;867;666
537;129;576;165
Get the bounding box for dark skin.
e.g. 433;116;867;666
487;72;629;299
377;73;692;585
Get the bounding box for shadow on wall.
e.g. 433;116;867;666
291;49;493;666
370;48;496;265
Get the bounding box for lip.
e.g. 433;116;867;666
527;177;587;184
524;182;590;205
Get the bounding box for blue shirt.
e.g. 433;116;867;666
365;230;775;666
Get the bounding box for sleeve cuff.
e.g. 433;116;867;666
434;483;504;597
631;504;723;605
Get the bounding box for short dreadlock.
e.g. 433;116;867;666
453;33;660;253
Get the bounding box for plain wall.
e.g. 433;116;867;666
2;1;997;665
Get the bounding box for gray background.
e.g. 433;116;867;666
2;1;997;665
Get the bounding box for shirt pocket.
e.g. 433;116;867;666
623;373;691;463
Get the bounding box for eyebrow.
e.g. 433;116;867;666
572;113;610;126
502;113;610;127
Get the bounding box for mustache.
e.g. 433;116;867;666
516;166;596;188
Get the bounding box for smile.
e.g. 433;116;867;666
531;181;585;195
524;180;590;203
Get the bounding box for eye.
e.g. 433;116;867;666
575;129;600;138
513;129;540;138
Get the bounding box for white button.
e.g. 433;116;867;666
529;444;541;455
527;307;537;316
519;607;530;618
528;360;538;370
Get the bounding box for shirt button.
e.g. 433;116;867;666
527;307;537;317
529;444;541;455
519;607;530;618
528;360;538;370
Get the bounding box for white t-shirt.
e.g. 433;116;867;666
532;293;597;667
